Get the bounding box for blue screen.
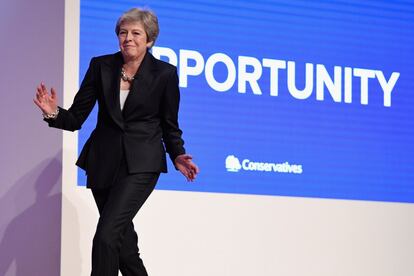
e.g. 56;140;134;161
78;0;414;203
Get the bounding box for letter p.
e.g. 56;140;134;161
179;49;205;88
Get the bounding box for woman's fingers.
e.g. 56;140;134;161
186;166;197;181
33;98;42;108
175;154;199;181
37;83;48;97
187;171;194;182
34;82;58;114
41;83;48;94
35;92;42;102
39;83;52;100
192;163;200;174
36;83;58;103
37;92;47;104
37;91;47;103
33;98;47;113
37;86;44;98
186;162;199;178
179;165;194;182
187;161;199;174
50;87;57;100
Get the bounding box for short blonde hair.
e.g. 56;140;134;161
115;8;159;47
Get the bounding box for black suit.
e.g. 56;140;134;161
47;50;185;188
47;51;186;275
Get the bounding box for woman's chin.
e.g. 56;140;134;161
122;49;134;56
122;51;143;61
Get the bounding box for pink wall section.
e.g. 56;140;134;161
0;0;64;275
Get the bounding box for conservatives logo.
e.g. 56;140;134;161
226;155;242;172
225;155;303;174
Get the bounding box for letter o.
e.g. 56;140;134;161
205;53;236;92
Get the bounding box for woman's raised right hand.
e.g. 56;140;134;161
33;83;58;115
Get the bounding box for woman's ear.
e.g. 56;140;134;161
146;40;154;48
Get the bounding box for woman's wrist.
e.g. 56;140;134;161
42;107;59;120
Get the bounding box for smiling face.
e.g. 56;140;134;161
118;21;152;62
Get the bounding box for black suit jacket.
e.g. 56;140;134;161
47;51;185;188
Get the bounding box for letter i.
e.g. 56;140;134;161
344;67;352;103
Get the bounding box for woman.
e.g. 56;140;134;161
34;8;199;276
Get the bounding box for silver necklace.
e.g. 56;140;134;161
121;67;135;82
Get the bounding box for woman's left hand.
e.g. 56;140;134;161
174;154;199;182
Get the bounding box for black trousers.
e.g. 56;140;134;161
90;159;159;276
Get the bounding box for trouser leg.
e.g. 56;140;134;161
92;192;146;275
91;172;159;276
118;222;147;276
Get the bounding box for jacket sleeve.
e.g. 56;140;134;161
45;57;98;131
161;67;186;164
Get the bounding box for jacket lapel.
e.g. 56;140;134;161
122;51;157;118
101;52;124;130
